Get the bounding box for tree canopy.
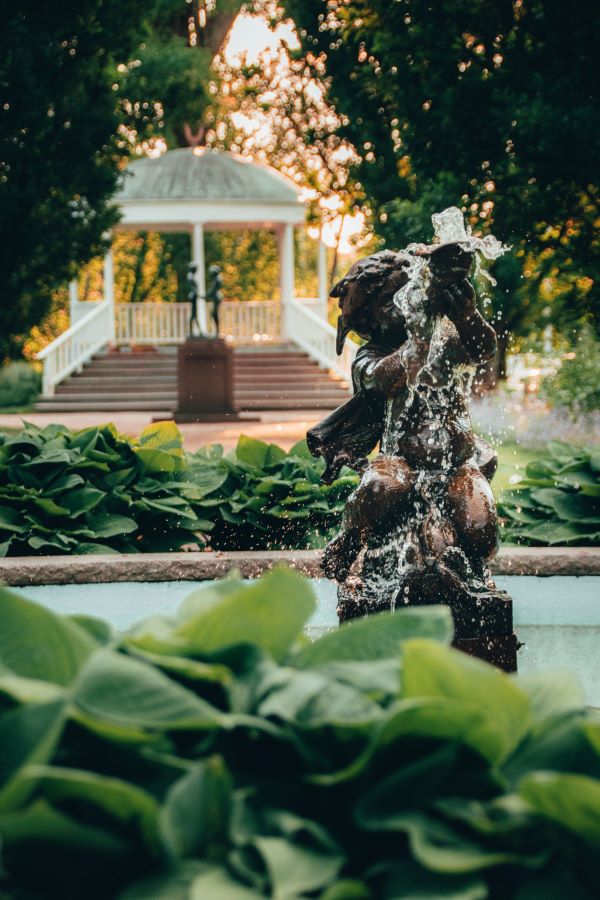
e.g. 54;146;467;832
284;0;599;368
0;0;148;357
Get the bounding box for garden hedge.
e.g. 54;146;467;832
0;569;598;898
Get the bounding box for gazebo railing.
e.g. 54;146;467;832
38;298;350;395
37;300;113;396
286;298;357;382
219;300;281;344
115;303;191;345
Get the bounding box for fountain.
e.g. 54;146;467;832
307;208;518;670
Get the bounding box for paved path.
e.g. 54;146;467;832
0;410;323;451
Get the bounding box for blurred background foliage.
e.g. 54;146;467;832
1;0;598;399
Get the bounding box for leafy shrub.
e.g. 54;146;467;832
0;360;41;408
0;421;219;556
0;568;598;899
0;423;357;557
191;433;357;551
499;440;600;545
540;328;600;415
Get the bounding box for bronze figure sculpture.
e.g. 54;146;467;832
308;208;517;668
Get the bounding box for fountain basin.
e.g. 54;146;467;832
2;548;599;705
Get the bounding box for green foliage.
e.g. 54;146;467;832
498;441;600;546
0;569;599;898
0;362;41;409
541;329;600;415
0;425;357;557
0;0;147;358
285;0;599;348
0;422;218;557
192;433;357;551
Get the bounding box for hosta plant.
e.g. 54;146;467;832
0;424;357;556
498;440;600;545
191;433;357;551
0;421;219;556
0;568;599;898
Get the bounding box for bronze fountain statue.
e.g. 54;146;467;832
308;208;517;669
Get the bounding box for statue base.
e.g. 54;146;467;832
336;538;518;672
171;338;251;423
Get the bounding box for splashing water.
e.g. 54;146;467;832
431;206;507;260
394;206;508;321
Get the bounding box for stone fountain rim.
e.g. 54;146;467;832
1;547;599;587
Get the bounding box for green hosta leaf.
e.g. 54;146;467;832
189;866;264;899
547;441;580;462
234;434;272;469
550;492;600;523
557;469;598;488
252;834;344;898
15;765;161;852
59;487;105;516
0;797;129;858
520;522;589;544
530;488;567;509
30;496;71;517
127;647;232;686
174;568;316;662
180;466;228;498
519;772;600;844
293;607;453;668
74;650;223;731
0;507;28;533
0;699;66;810
0;673;65;705
374;861;487;900
117;862;211;900
160;757;232;858
258;668;381;726
0;586;97;685
91;512;138;538
288;439;313;459
320;881;372;900
139;421;184;453
402;640;532;764
375;810;536;873
355;744;461;829
135;447;186;474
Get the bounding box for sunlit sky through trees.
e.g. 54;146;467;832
222;13;365;254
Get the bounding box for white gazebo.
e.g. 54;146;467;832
39;148;354;397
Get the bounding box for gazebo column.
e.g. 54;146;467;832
192;223;208;334
279;222;295;340
103;248;116;344
318;229;329;319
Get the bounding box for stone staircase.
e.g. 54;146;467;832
34;345;351;413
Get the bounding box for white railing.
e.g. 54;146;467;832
286;298;357;382
115;302;191;345
37;297;348;395
220;300;281;344
37;301;112;396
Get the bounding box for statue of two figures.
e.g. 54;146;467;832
308;208;517;669
187;263;224;339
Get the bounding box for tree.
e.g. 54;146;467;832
119;0;243;150
284;0;600;375
0;0;147;358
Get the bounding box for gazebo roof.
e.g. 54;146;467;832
117;148;302;205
